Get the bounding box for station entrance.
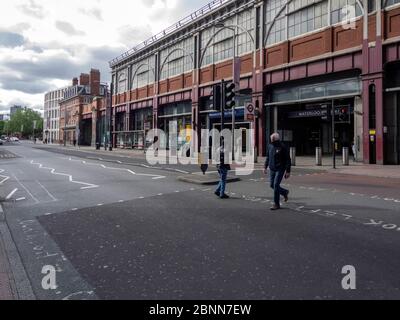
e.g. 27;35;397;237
275;99;355;156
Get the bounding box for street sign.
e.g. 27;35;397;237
245;102;255;121
33;120;37;130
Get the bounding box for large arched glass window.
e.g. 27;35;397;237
118;72;127;94
131;55;155;90
265;0;363;47
159;37;194;80
385;0;400;7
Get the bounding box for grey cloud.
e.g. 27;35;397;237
81;8;103;21
55;21;86;36
7;23;31;33
5;56;83;81
0;31;25;48
118;25;153;47
0;72;54;95
18;0;45;19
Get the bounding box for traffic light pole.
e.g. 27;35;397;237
332;99;336;169
221;80;225;160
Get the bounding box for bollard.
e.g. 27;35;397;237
290;147;296;166
342;147;349;166
316;147;322;166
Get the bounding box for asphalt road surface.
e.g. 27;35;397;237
1;141;400;300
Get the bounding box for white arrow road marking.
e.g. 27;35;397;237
65;158;166;180
30;160;98;190
0;169;10;185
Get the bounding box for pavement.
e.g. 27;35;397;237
0;140;399;300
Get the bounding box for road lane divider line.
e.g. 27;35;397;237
30;160;99;190
64;158;166;180
36;180;58;202
12;174;40;204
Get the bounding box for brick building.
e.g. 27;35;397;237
59;69;108;146
109;0;400;165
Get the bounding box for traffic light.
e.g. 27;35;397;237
210;84;221;111
338;106;350;123
224;82;236;109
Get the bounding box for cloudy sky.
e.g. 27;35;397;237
0;0;204;115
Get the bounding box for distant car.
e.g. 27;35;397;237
0;139;3;145
10;137;19;142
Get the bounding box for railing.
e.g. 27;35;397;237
109;0;232;67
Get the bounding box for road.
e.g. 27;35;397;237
0;141;400;300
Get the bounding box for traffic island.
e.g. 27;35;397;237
177;173;241;185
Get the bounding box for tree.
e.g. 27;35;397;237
7;109;43;138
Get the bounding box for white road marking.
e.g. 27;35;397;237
12;174;40;204
15;197;26;202
30;160;99;190
65;158;166;180
36;180;58;201
0;169;10;185
6;188;18;200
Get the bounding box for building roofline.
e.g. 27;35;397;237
109;0;234;68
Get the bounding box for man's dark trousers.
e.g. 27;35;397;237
270;170;288;206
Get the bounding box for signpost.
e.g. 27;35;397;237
245;102;255;122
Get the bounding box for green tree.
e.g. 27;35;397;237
0;120;5;136
8;109;43;138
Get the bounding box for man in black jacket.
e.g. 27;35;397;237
264;133;291;210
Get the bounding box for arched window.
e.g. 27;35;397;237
159;38;194;80
131;56;155;90
265;0;363;47
118;72;127;94
385;0;400;7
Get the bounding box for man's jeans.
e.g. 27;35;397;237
270;170;288;206
216;166;228;197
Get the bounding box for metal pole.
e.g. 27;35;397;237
332;99;336;169
109;83;113;151
64;105;67;147
232;30;236;161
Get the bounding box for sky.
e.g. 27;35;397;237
0;0;204;115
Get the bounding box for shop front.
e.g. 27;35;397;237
158;101;192;151
115;107;153;149
384;62;400;165
266;75;362;158
200;90;253;154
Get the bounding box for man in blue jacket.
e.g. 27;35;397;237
264;133;291;210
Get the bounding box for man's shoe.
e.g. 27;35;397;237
270;204;281;211
284;191;289;202
215;191;220;197
220;194;230;199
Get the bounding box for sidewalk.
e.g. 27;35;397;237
0;207;16;300
257;156;400;179
35;143;400;179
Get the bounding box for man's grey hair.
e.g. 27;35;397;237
271;133;281;142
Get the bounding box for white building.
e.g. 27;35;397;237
43;88;66;143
